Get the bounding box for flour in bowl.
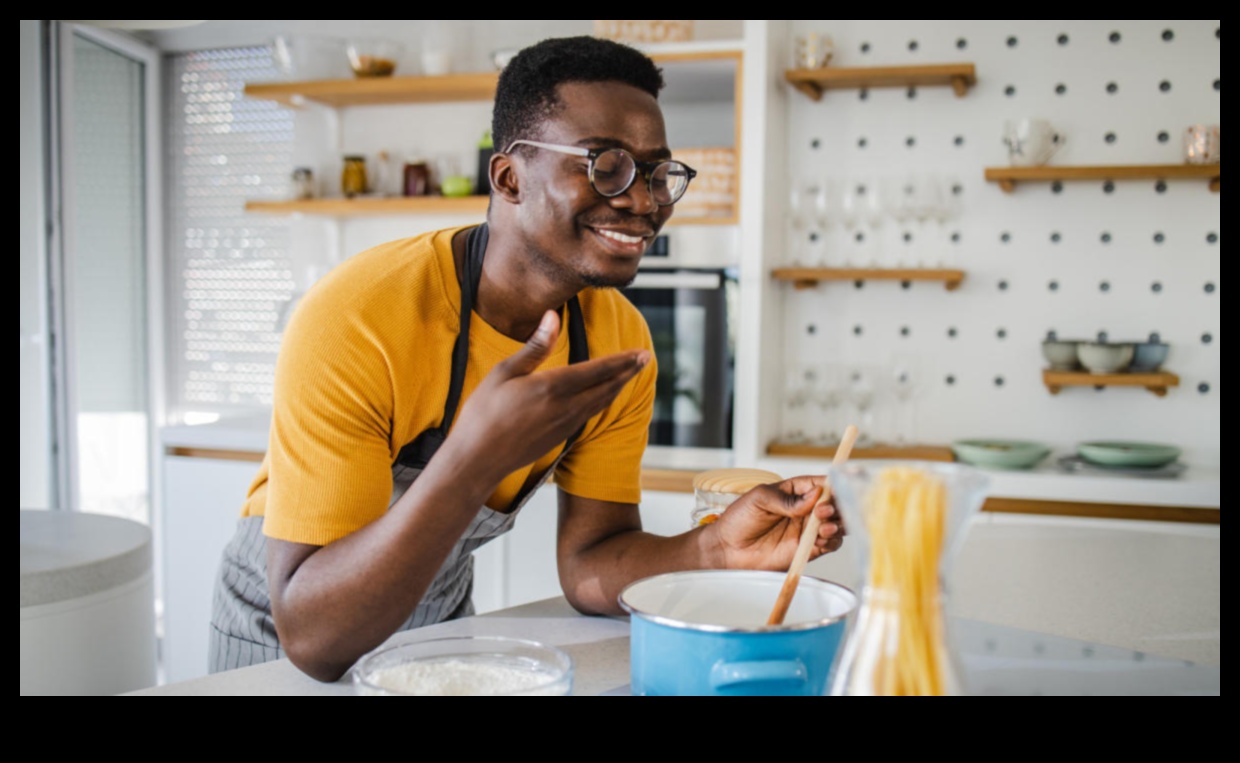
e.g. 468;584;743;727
363;657;566;695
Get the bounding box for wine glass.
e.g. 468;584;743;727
861;175;886;231
844;364;880;446
781;363;812;444
888;354;921;446
810;364;845;446
787;183;810;265
813;177;835;234
838;179;860;232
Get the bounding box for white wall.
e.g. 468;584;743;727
769;20;1220;467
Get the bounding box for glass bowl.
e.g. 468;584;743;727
345;38;405;78
352;635;573;695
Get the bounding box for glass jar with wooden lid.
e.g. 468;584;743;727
690;468;783;528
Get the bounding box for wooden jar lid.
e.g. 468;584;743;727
692;468;783;495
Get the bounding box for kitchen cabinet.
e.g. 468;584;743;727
474;483;693;615
160;453;262;684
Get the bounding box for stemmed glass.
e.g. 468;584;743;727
844;364;880;447
838;180;861;234
809;364;845;446
781;363;812;444
888;354;920;446
787;183;811;266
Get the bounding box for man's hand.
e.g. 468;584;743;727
449;308;651;481
705;476;845;570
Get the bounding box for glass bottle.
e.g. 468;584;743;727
403;159;430;196
341;155;368;198
825;460;989;696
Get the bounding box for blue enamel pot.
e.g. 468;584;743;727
619;570;857;696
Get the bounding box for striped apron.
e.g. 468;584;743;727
209;224;588;673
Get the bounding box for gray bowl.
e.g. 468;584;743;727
1077;341;1134;374
1041;339;1081;370
1129;341;1169;372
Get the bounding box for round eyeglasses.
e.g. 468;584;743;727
506;139;697;206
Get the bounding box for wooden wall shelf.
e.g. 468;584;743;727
785;63;976;101
772;267;965;290
767;442;956;461
246;196;489;216
985;164;1219;193
1043;369;1180;397
244;196;733;226
243;72;500;108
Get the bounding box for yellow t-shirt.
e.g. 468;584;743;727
243;225;656;547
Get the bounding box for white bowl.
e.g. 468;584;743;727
1041;339;1081;370
1076;342;1134;374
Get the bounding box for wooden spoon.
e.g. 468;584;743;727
766;424;859;626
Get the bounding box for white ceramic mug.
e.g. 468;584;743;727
1184;124;1220;164
1003;118;1066;166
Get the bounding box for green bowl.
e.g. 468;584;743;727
1077;441;1182;468
951;439;1051;470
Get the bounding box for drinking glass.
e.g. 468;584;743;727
861;175;886;231
844;364;880;446
780;364;812;443
826;461;990;696
787;183;811;265
837;179;860;232
809;364;845;446
888;354;920;445
813;178;835;233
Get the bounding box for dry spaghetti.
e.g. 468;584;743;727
840;465;952;696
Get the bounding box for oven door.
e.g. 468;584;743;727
621;269;735;449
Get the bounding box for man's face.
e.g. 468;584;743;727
512;80;675;289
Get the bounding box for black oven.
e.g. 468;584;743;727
620;265;737;449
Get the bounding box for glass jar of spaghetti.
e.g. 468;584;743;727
690;468;783;528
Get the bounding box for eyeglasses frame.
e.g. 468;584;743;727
504;139;697;206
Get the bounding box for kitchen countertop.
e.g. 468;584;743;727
129;508;1220;694
161;415;1220;510
126;592;1219;696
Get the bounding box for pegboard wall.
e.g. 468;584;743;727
777;20;1220;466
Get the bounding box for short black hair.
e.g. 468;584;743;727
491;35;665;152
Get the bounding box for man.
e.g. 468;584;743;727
210;35;844;683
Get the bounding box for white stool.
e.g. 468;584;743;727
20;509;157;695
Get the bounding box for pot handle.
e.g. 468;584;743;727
710;659;808;690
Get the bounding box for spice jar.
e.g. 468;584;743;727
403;159;431;196
341;155;368;198
290;167;315;200
690;468;784;528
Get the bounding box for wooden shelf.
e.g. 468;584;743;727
785;63;976;101
244;196;733;226
246;196;489;216
772;267;965;290
243;72;500;108
985;164;1219;193
1043;369;1180;397
767;442;956;462
245;50;740;109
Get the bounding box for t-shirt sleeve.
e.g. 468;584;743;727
260;285;397;546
